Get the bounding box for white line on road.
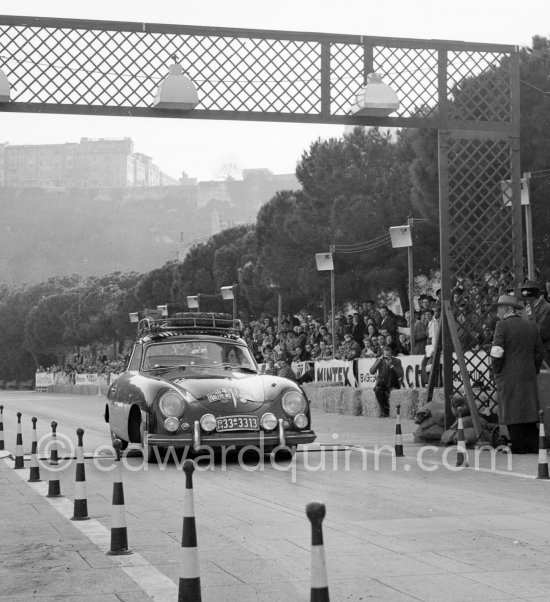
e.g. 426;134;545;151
349;445;542;480
4;458;178;602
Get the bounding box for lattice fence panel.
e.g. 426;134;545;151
447;136;514;414
373;46;439;117
448;50;511;122
0;24;322;113
0;18;515;124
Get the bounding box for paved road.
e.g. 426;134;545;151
2;391;550;601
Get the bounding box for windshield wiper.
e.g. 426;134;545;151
220;363;258;373
143;365;187;373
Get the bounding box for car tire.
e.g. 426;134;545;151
110;429;128;450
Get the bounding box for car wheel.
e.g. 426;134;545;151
110;429;128;450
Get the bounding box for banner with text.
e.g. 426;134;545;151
314;359;357;387
356;355;425;390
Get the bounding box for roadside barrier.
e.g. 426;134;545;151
107;439;132;555
50;421;59;465
537;410;549;480
178;459;202;602
14;412;24;469
71;428;89;520
306;501;330;602
0;405;4;450
395;403;404;457
28;417;41;482
455;408;468;468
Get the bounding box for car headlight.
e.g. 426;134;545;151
294;413;308;429
200;414;217;432
159;391;185;417
282;390;306;416
260;412;278;431
164;417;180;432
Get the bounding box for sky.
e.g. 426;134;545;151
1;0;549;181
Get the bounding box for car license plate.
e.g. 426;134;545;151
216;415;259;432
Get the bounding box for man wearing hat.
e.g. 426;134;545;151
522;280;550;365
491;294;544;453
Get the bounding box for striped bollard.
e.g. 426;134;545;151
107;439;132;555
28;417;41;482
537;410;549;479
306;502;330;602
14;412;24;469
178;459;202;602
455;408;468;468
0;405;4;450
50;421;59;465
71;428;89;520
395;403;404;457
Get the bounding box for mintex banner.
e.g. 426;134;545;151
314;360;357;387
356;356;425;390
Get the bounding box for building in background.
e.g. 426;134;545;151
0;137;177;188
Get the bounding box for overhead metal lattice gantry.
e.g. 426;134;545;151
0;15;522;421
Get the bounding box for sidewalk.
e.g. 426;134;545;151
0;459;152;602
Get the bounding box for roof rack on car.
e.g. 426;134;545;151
129;310;243;338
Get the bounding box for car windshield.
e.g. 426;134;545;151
142;340;257;371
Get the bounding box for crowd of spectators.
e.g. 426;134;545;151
37;350;128;379
38;267;541;383
240;295;446;381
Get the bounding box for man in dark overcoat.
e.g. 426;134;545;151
491;294;545;453
521;280;550;366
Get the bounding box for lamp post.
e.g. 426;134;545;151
267;282;282;331
390;222;415;353
315;249;335;350
220;285;237;320
501;175;533;279
186;295;200;312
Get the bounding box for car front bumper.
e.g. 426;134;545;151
145;428;316;450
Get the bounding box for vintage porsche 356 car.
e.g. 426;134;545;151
104;310;316;461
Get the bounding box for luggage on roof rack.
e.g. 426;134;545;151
132;311;242;337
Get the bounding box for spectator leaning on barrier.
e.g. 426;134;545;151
310;342;321;360
319;340;332;359
369;345;404;417
360;338;377;358
277;357;296;381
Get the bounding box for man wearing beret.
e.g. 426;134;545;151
491;294;545;453
522;280;550;366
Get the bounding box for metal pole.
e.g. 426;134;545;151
524;172;534;280
277;292;282;332
438;130;454;430
330;244;336;354
407;217;416;354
